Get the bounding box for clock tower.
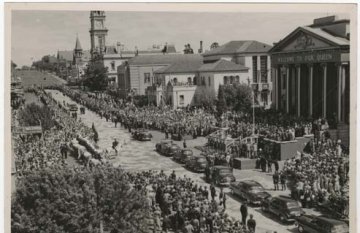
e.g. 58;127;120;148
89;11;108;59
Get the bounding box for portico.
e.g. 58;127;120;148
270;23;350;124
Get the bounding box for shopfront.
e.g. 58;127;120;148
270;26;350;124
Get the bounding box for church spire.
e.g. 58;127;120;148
75;35;82;51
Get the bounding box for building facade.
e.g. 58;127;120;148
202;40;273;108
270;16;350;124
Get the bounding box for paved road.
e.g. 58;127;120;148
46;89;302;233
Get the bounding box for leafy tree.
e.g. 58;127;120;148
217;83;252;114
210;42;219;50
18;103;54;130
216;85;227;115
195;87;216;109
12;167;151;233
83;58;108;91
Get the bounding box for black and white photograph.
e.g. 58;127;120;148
4;3;357;233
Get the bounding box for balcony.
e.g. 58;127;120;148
253;82;272;92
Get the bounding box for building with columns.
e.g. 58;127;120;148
270;16;350;125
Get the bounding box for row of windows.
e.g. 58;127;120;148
252;55;268;83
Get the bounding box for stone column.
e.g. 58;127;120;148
322;63;327;118
309;64;313;117
274;67;279;110
296;65;301;117
286;66;290;114
337;63;342;122
341;63;347;122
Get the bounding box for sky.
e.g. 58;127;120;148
11;10;348;67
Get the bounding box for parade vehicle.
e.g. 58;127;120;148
211;166;236;186
132;128;152;141
185;155;208;173
229;180;271;205
173;149;193;163
261;195;305;223
155;140;181;157
295;215;349;233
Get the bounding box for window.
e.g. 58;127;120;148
230;76;234;84
111;61;115;71
224;76;228;84
235;75;240;83
201;76;205;86
173;78;178;85
260;56;268;83
144;73;151;84
208;77;211;86
252;56;258;83
193;76;197;85
188;77;192;85
179;95;184;105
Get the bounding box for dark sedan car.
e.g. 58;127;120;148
295;215;349;233
261;195;304;223
211;166;236;186
230;180;271;205
155;140;181;157
173;149;193;163
185;155;208;173
132;129;152;141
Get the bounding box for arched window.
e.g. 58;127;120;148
230;76;234;84
193;76;197;85
173;78;178;85
188;77;192;85
223;76;228;84
235;75;240;83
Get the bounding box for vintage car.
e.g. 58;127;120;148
211;166;236;186
295;215;349;233
230;180;271;205
173;149;193;163
185;155;208;173
155;140;181;157
132;129;152;141
171;133;183;141
261;195;305;222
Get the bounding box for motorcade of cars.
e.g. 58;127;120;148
295;215;349;233
230;180;271;205
173;149;193;163
211;165;236;186
261;195;305;223
132;128;152;141
155;140;181;157
185;155;208;173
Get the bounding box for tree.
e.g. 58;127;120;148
195;87;216;109
210;42;219;50
12;167;152;233
84;58;108;91
217;83;252;114
216;85;227;115
18;103;54;130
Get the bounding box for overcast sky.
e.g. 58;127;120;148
11;10;348;67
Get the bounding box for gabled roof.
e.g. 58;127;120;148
270;26;349;53
198;59;249;72
154;58;203;74
203;40;272;57
128;54;203;66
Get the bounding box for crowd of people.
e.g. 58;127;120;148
129;170;254;233
13;88;95;175
282;137;349;218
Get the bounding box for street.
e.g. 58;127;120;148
46;89;314;233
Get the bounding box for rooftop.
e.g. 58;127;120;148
198;59;249;72
128;54;203;66
203;40;272;57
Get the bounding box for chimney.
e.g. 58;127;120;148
198;41;203;54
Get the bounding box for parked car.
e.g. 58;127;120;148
261;195;305;222
68;103;78;111
211;166;236;186
295;215;349;233
132;129;152;141
230;180;271;205
155;140;180;157
173;149;193;163
185;155;208;173
171;133;182;141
